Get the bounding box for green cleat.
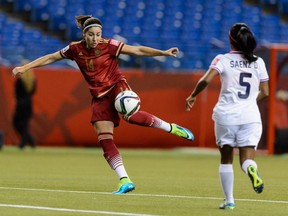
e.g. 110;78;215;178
113;177;135;194
219;202;235;210
247;165;264;193
170;123;194;141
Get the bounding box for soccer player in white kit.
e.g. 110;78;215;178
185;23;269;210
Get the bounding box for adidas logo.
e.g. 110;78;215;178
78;52;83;56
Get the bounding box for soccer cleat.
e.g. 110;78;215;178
113;177;135;194
170;123;194;141
247;165;264;193
219;202;235;210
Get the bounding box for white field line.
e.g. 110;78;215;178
0;186;287;204
0;204;159;216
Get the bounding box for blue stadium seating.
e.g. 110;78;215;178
1;0;288;70
0;11;68;67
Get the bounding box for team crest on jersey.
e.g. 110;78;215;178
95;49;101;55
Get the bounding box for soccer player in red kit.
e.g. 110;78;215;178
12;15;194;194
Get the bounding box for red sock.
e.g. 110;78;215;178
98;133;123;170
125;111;162;128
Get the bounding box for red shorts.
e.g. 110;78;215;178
90;80;131;127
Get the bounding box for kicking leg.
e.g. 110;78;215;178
124;111;194;141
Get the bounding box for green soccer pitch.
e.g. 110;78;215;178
0;146;287;216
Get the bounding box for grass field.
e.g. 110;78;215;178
0;146;287;216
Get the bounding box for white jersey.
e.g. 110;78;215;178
210;51;269;125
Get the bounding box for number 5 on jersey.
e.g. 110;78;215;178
238;72;252;99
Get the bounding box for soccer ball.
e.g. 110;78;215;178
114;90;141;116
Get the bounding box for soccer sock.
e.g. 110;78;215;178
219;164;234;204
241;159;257;174
124;111;171;132
111;157;129;179
98;133;129;179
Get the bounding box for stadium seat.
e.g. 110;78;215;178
47;0;67;31
13;0;33;13
260;0;278;13
0;0;287;69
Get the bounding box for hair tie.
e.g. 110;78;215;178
240;26;248;31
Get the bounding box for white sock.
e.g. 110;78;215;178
152;117;171;132
162;121;172;132
219;164;234;204
114;165;129;179
241;159;257;174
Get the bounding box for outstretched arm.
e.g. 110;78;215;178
12;51;63;76
120;44;179;57
185;68;219;111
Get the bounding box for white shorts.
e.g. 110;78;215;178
214;122;262;149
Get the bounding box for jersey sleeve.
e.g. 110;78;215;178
60;44;74;60
209;54;224;74
258;57;269;82
108;39;124;57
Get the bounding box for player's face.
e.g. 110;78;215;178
84;27;102;49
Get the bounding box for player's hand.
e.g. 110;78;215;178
12;66;25;77
185;96;196;111
165;47;179;57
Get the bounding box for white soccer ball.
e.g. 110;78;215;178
114;90;141;116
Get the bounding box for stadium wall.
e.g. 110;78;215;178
0;66;221;149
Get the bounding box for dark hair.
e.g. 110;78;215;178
75;15;102;32
229;23;257;63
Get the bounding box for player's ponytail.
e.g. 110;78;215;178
229;23;258;63
75;15;102;32
75;15;92;29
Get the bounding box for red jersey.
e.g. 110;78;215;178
60;38;125;97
